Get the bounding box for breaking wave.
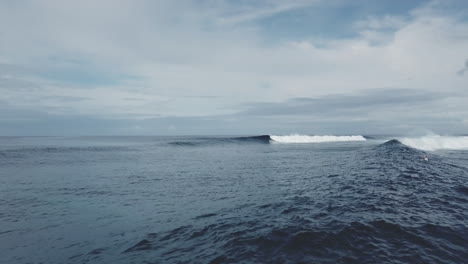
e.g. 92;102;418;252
167;135;468;150
399;135;468;151
270;134;367;144
167;135;367;146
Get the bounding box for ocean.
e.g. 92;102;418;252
1;135;467;264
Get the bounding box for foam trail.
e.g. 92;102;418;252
270;134;367;143
399;135;468;151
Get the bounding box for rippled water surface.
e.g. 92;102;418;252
1;136;467;263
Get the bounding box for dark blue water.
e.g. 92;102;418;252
1;136;467;264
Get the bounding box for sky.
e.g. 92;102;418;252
0;0;467;136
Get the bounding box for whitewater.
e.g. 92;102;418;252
269;134;468;151
399;135;468;151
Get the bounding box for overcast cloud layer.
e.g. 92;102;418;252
1;0;467;135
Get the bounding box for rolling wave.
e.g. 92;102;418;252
377;139;426;160
166;134;468;149
167;134;367;146
398;135;468;151
270;134;367;143
381;139;403;146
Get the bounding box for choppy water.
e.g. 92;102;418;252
1;135;467;264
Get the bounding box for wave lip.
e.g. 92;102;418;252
399;135;468;151
270;134;367;144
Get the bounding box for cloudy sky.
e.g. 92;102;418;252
1;0;467;135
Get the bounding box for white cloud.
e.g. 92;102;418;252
354;15;409;30
213;0;323;26
0;0;468;134
457;59;468;75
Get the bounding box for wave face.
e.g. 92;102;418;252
270;134;367;143
399;135;468;151
167;135;271;146
229;135;271;143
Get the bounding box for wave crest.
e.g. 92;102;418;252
399;135;468;151
270;134;367;144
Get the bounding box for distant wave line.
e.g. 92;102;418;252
270;134;367;143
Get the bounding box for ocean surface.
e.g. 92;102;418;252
1;135;468;264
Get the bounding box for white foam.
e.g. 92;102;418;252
399;135;468;151
270;134;367;144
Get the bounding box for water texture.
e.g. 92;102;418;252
1;136;467;263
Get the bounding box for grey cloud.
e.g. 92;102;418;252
0;115;133;136
1;88;467;136
123;98;146;101
220;88;468;134
239;89;448;117
0;64;44;92
41;96;90;102
0;77;41;92
457;59;468;75
0;101;51;122
180;95;223;99
1;108;466;137
137;89;466;135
